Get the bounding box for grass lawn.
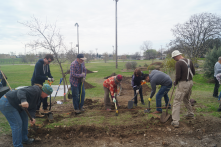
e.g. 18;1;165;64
0;59;219;136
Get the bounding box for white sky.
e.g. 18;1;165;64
0;0;221;55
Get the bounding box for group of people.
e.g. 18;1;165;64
0;49;203;146
103;50;195;128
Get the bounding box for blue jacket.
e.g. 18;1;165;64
31;59;53;84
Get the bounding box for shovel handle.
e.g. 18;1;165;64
166;85;175;112
19;104;33;121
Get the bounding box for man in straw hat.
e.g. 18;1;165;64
171;50;195;128
69;54;87;114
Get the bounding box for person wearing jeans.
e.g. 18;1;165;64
69;54;87;114
156;82;172;112
0;84;53;147
145;70;172;114
71;82;85;111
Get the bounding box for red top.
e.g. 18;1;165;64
103;76;117;97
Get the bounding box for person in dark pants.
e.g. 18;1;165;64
0;84;53;147
69;54;87;114
213;57;221;98
131;68;148;106
31;54;54;117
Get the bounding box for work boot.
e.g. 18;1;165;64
171;122;179;128
75;109;81;114
184;113;194;119
80;108;85;112
42;109;50;114
23;138;34;144
134;103;137;107
142;102;145;105
35;111;44;118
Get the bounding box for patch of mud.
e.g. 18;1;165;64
84;81;95;89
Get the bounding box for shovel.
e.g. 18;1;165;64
160;85;175;123
144;99;151;113
19;104;38;131
128;87;140;109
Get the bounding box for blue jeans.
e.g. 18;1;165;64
218;91;221;101
0;96;29;147
156;83;172;112
71;83;85;110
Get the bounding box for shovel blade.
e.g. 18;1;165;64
128;101;134;109
160;112;171;123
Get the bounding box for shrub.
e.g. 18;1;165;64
125;61;137;70
147;65;156;70
144;63;148;67
163;58;176;71
203;48;221;78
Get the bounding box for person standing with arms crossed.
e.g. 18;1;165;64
213;57;221;98
69;54;87;114
171;50;195;128
31;54;54;117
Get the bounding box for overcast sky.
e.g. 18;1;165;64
0;0;221;55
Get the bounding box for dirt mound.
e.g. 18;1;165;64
84;81;95;89
104;73;117;79
86;69;94;74
150;62;163;65
63;69;94;75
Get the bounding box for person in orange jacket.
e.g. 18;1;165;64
103;75;122;111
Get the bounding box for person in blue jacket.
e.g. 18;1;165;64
31;54;54;116
131;68;148;106
0;84;53;147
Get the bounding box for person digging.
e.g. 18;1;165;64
103;74;122;111
144;70;172;114
131;68;149;106
31;54;54;117
0;84;53;147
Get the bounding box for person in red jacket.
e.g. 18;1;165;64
103;75;122;111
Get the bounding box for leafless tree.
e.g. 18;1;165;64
134;52;140;60
103;52;109;63
170;12;221;60
66;48;77;63
140;41;153;60
20;16;68;101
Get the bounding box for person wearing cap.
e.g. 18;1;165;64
171;50;195;128
69;54;87;114
213;57;221;98
0;84;53;146
31;54;54;116
131;68;147;106
103;74;122;111
144;70;172;113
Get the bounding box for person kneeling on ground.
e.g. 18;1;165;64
0;84;53;147
131;68;149;106
145;70;172;114
103;75;122;111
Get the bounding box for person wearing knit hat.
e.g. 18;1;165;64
103;74;122;111
0;84;53;146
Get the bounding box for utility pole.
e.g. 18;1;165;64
75;23;79;54
114;0;119;69
112;46;114;60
